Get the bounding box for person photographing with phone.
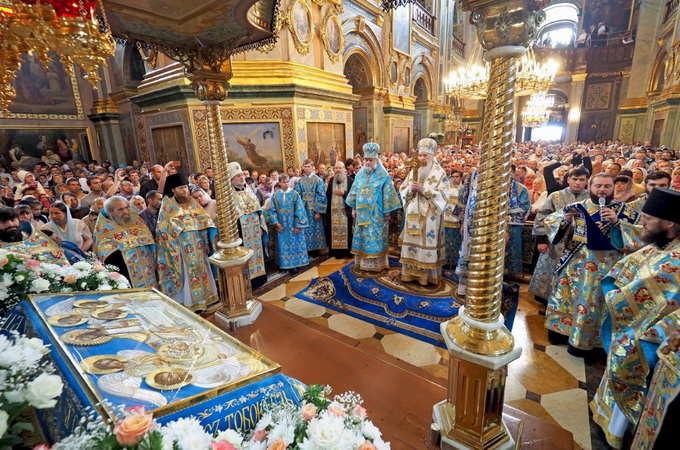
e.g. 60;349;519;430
542;173;644;359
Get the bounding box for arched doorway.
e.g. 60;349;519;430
413;77;429;146
344;53;375;157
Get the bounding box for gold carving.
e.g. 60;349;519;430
320;13;344;63
286;0;315;56
189;69;232;103
465;1;545;50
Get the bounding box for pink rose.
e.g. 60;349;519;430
328;406;345;417
267;439;287;450
211;441;237;450
252;428;268;442
25;259;41;269
109;272;123;279
33;445;51;450
358;441;377;450
353;405;367;418
125;405;147;415
113;410;156;446
301;403;318;421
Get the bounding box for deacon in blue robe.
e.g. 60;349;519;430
270;176;309;270
295;159;327;252
506;177;531;276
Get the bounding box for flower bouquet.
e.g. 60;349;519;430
0;332;64;447
242;384;390;449
0;248;130;316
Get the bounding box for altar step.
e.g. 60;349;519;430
221;302;574;450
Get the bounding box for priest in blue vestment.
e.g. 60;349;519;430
294;159;327;254
346;143;401;272
269;174;309;274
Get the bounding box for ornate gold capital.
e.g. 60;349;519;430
462;0;545;50
188;66;233;103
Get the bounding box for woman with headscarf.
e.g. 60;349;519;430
128;195;146;213
527;176;547;221
191;187;217;220
14;170;47;201
41;201;93;252
613;175;637;203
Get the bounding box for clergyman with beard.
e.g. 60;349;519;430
93;195;157;289
156;173;219;312
543;173;643;358
398;138;449;285
0;206;68;265
591;187;680;449
325;160;354;258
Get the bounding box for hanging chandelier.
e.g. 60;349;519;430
0;0;115;114
445;46;557;100
521;92;553;128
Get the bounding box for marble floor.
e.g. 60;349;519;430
254;257;606;450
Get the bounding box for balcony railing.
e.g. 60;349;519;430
534;44;634;74
664;0;679;24
413;2;436;36
452;34;465;59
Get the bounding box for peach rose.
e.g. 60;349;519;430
125;405;146;414
113;410;155;446
353;405;367;419
63;274;77;284
328;406;345;417
93;263;104;272
252;428;268;442
358;441;377;450
267;439;287;450
0;257;9;267
211;441;237;450
301;403;318;421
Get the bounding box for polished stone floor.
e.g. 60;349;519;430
253;257;602;450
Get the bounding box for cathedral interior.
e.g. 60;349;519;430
1;0;679;449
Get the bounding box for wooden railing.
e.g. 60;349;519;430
452;34;465;59
413;2;436;36
664;0;679;24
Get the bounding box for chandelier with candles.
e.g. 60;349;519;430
521;92;553;128
0;0;115;113
444;46;557;100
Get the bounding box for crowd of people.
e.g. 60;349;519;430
0;136;679;448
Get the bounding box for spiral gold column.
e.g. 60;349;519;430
189;67;258;322
431;1;547;448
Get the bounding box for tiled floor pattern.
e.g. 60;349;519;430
257;258;601;450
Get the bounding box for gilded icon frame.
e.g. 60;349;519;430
321;13;344;63
288;0;315;56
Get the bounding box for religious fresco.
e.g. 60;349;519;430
223;122;284;172
27;289;280;422
306;122;346;167
0;128;90;170
392;126;411;155
7;51;83;119
392;5;411;55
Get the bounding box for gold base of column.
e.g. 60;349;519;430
211;244;251;262
446;315;514;356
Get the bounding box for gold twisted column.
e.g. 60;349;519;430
433;2;546;448
188;67;260;324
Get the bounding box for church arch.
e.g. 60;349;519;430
411;54;435;101
413;77;429;102
342;18;385;88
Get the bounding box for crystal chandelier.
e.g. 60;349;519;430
0;0;115;114
521;92;553;128
445;46;557;100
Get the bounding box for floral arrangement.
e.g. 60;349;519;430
0;332;64;447
0;248;130;316
30;385;389;450
241;384;390;449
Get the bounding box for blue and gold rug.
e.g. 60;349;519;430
295;258;518;347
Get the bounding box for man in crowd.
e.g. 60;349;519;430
325;160;354;259
529;166;590;304
139;190;162;238
442;168;463;268
93;195;157;289
591;187;680;449
80;176;106;210
346;143;401;272
229;162;269;289
140;164;163;199
629;170;671;211
0;206;67;264
506;166;531;277
399;138;449;285
156;173;218;312
295;159;327;255
82;197;105;234
544;173;643;356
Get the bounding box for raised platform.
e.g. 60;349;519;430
226;301;574;449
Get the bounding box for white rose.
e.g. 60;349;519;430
24;373;63;409
32;278;50;293
73;261;90;271
97;284;113;291
15;274;25;282
214;429;243;447
96;272;106;280
305;415;345;449
80;282;87;289
0;410;8;437
22;337;47;353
